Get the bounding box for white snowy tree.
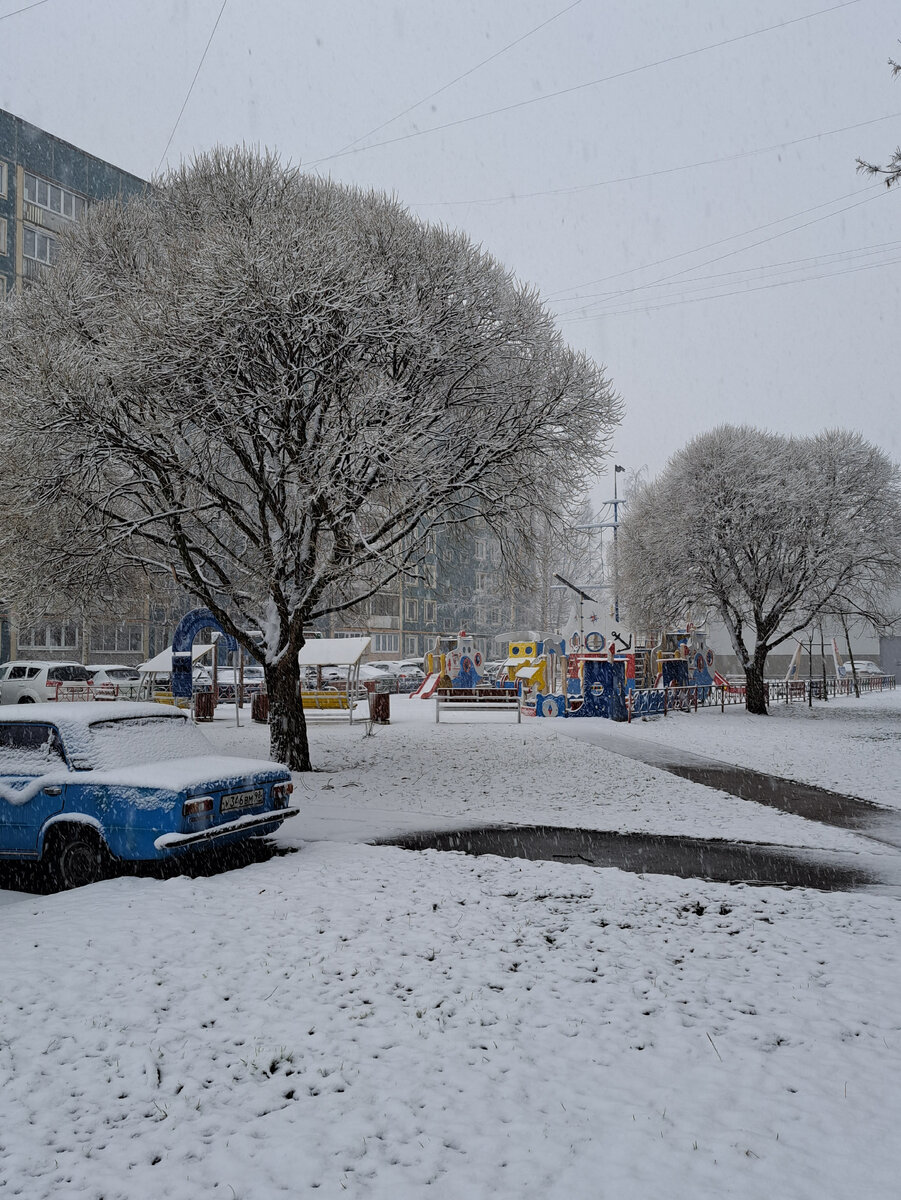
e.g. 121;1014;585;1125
0;148;621;768
857;48;901;187
616;426;901;714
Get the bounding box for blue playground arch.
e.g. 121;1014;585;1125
171;608;238;700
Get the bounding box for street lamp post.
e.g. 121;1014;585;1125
612;465;625;622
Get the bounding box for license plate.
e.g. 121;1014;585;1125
220;788;264;813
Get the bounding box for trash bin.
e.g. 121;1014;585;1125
194;690;215;722
251;692;270;724
369;680;391;725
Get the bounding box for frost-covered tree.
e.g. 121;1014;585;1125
616;426;901;714
857;47;901;186
0;148;621;768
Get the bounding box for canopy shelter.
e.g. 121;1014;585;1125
137;643;217;703
138;643;218;676
297;636;372;724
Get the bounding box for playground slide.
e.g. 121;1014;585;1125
412;672;442;699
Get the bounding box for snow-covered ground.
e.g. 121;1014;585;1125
606;687;900;809
2;691;900;1198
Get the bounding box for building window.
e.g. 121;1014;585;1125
23;226;59;265
476;572;490;592
370;593;399;618
405;598;418;622
405;635;419;655
424;600;437;624
0;161;7;198
0;219;6;257
0;276;6;301
18;622;81;649
23;172;86;221
89;622;144;653
475;539;487;561
372;633;399;653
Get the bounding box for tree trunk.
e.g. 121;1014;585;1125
265;650;312;772
841;614;860;699
743;650;769;715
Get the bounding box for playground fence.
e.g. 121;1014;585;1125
626;673;895;720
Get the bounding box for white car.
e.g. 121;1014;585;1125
86;664;142;700
0;661;94;704
847;660;883;675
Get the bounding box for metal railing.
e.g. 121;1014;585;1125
625;674;895;719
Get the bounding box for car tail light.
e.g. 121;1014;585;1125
272;782;293;808
183;796;215;817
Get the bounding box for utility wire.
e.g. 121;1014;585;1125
412;111;901;209
555;188;890;319
156;0;229;175
559;251;901;321
548;182;883;301
308;0;862;166
572;241;901;307
330;0;582;159
0;0;48;21
568;239;901;302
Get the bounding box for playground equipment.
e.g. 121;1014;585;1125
415;630;485;697
526;622;718;722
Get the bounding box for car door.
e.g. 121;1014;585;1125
0;722;67;855
0;664;30;705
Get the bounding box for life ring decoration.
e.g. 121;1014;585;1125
585;631;605;653
541;696;559;718
589;682;605;697
460;656;473;673
473;651;483;668
695;653;706;673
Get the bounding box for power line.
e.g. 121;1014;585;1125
156;0;229;175
0;0;48;21
411;111;901;209
565;239;901;303
555;188;890;320
548;182;883;302
308;0;862;166
328;0;582;159
558;250;901;321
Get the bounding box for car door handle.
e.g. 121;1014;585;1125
42;785;62;796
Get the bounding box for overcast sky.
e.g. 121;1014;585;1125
2;0;898;510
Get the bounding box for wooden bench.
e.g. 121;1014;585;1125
301;689;351;711
435;689;521;723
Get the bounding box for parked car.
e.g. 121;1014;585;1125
210;665;265;702
847;660;883;675
0;661;93;704
0;702;298;889
86;664;141;700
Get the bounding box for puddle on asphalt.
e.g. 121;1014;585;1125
559;726;901;849
378;825;894;891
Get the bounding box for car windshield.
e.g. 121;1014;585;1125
0;723;66;774
47;665;91;683
86;716;213;770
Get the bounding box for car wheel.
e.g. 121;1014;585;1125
17;696;35;703
45;827;112;890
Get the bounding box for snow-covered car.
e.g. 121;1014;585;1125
0;661;93;704
86;664;142;700
0;702;297;889
210;665;265;702
847;660;883;675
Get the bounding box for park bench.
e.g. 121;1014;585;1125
435;688;521;723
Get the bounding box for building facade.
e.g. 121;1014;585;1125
0;108;145;301
0;110;147;661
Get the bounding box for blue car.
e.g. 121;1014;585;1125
0;702;298;889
